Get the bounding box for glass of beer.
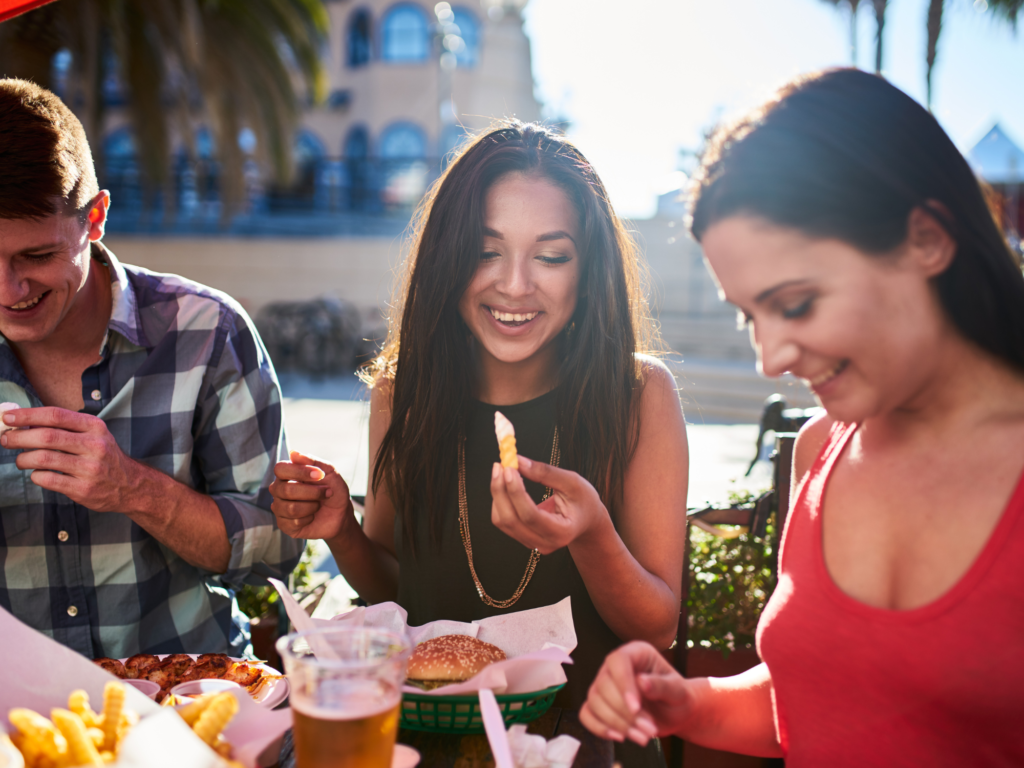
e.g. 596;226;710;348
277;626;411;768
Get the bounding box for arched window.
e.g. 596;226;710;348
381;3;429;63
379;122;426;160
379;122;428;207
347;8;372;67
452;7;479;68
344;126;371;209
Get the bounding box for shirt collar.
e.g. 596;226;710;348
93;241;149;349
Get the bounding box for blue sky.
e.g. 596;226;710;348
522;0;1024;218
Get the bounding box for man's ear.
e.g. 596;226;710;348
86;191;111;242
906;203;956;277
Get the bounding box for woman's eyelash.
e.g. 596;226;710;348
782;297;814;319
480;251;500;260
737;310;753;329
539;255;571;265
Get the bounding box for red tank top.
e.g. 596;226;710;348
757;421;1024;766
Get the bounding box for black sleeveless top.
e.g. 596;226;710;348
395;390;664;766
395;390;625;709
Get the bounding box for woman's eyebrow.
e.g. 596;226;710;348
537;230;576;245
483;226;504;240
755;279;811;304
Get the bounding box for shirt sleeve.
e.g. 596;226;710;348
193;302;304;589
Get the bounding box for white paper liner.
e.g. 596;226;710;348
269;579;576;695
0;606;291;768
479;689;580;768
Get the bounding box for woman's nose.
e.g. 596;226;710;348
497;256;531;296
754;323;800;378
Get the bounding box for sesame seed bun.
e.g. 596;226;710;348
406;635;506;689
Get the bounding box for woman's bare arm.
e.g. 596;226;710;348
581;643;781;756
569;357;688;648
324;382;401;603
494;357;688;648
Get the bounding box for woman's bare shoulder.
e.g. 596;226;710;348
792;410;835;483
635;354;678;393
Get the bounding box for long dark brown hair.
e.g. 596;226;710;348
690;68;1024;372
363;121;660;546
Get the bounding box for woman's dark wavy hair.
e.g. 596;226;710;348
363;120;659;547
690;68;1024;372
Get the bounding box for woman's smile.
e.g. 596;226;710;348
458;172;580;373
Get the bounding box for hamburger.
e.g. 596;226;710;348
406;634;507;691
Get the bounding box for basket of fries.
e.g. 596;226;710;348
5;681;242;767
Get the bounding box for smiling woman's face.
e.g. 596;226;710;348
701;215;951;423
458;172;581;374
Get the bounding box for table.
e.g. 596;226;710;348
278;707;614;768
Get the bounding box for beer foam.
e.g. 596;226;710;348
291;683;399;721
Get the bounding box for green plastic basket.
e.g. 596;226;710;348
400;684;564;734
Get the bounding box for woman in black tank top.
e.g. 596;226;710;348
270;122;689;766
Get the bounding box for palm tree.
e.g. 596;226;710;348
0;0;328;216
871;0;888;73
821;0;863;64
925;0;944;110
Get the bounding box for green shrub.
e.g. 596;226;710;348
687;490;776;655
236;541;317;619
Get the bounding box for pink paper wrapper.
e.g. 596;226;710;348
269;579;576;695
0;606;291;767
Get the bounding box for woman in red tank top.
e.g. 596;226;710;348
579;68;1024;766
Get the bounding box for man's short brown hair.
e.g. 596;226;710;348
0;78;99;219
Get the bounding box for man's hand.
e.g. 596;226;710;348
1;406;143;512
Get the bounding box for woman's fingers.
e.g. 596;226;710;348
271;498;321;520
517;455;579;493
275;460;327;483
269;477;329;501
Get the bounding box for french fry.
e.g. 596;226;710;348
67;690;100;729
99;682;125;752
8;708;67;768
495;411;519;469
191;693;238;747
177;693;217;727
51;708;103;767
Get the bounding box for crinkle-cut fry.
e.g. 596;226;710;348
177;693;217;727
9;707;68;766
68;690;101;729
100;681;125;752
192;693;238;747
498;434;518;469
51;708;104;767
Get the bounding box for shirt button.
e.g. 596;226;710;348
67;605;78;617
58;530;69;542
90;390;102;401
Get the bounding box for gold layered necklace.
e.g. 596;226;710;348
458;426;561;609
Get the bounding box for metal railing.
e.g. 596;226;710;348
100;155;443;235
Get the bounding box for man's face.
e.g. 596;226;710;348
0;200;103;345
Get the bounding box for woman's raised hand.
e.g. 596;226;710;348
269;450;355;541
490;454;608;554
580;641;697;745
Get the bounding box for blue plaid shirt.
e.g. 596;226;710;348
0;243;303;658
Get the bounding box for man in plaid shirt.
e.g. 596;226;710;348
0;79;304;658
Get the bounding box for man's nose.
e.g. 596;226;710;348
0;262;25;306
754;323;800;378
